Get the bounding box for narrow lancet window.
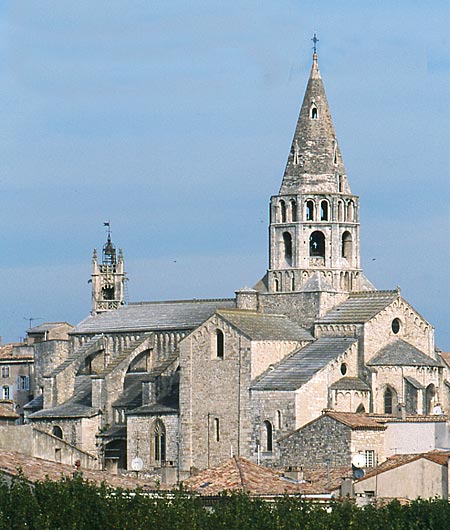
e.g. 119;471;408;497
320;200;329;221
291;200;297;222
342;231;352;260
280;200;286;223
283;232;293;266
216;329;224;358
311;106;318;119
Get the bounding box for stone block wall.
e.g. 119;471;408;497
179;315;253;474
278;415;351;469
127;413;178;472
364;298;434;362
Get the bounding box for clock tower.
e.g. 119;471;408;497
91;228;127;314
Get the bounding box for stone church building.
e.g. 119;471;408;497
26;51;446;480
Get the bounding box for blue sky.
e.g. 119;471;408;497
0;1;448;348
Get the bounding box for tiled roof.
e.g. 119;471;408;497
0;343;33;360
252;337;357;391
217;309;313;341
329;377;371;392
438;352;450;368
367;339;442;367
404;376;424;390
28;322;73;333
29;376;97;419
317;290;398;324
182;456;345;495
357;451;450;482
0;404;19;419
71;298;235;334
369;414;448;424
0;449;160;490
324;411;385;430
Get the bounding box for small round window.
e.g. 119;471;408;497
340;363;347;376
391;318;401;334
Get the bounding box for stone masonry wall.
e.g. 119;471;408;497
179;314;253;474
127;414;178;472
278;415;351;469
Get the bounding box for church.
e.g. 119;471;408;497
25;49;447;481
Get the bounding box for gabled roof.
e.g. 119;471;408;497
28;322;73;333
323;411;385;430
217;309;313;342
356;451;450;483
367;339;442;367
252;337;357;391
71;298;235;334
182;456;339;495
317;290;399;324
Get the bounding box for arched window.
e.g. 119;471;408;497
283;232;293;266
216;329;224;358
305;200;314;221
311;106;318;119
425;384;436;414
384;387;397;415
213;418;220;442
347;200;354;222
276;410;282;430
337;201;344;222
152;420;166;464
280;200;286;223
309;231;325;258
274;277;280;292
338;175;343;192
291;275;295;291
52;426;63;439
320;200;329;221
262;420;273;452
356;404;366;413
290;200;297;222
342;231;352;260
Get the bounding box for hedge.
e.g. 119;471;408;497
0;473;449;529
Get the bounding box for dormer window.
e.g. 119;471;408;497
311;105;318;119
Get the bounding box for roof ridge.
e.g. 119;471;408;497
128;298;235;306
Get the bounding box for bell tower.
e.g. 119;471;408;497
268;48;363;294
91;224;126;314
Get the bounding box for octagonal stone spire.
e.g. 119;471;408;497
280;52;350;195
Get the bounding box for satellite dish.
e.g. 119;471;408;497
352;454;366;468
353;468;365;480
131;457;143;471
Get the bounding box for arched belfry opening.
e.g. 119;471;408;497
342;231;352;261
305;200;315;221
309;231;325;258
310;105;318;119
283;232;293;266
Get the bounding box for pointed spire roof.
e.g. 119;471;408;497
280;52;349;194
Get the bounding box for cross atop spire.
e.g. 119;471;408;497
311;33;319;55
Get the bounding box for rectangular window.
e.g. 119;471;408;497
1;366;9;378
364;450;375;468
2;386;10;399
19;376;29;391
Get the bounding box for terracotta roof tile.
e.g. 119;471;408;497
0;449;160;490
0;404;19;418
182;457;348;495
324;411;385;430
357;451;450;482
